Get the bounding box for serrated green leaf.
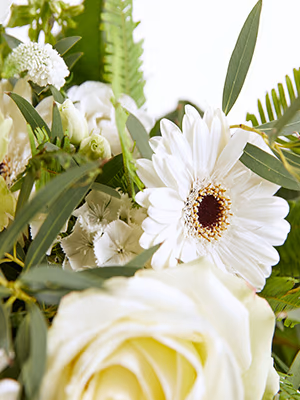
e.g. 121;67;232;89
269;97;300;142
2;33;22;49
54;36;81;56
260;275;300;323
51;102;64;140
277;200;300;276
24;179;93;270
8;92;51;137
91;182;121;198
126;113;153;159
0;301;12;355
240;143;300;190
0;161;98;260
222;0;262;115
20;265;104;291
125;244;160;268
22;303;47;400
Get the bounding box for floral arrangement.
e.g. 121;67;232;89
0;0;300;399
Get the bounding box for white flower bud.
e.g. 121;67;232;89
58;99;89;145
79;133;111;160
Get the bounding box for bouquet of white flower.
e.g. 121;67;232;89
0;1;300;399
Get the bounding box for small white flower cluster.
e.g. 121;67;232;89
4;42;69;90
61;190;146;270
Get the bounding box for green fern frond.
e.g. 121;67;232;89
247;68;300;127
101;0;146;107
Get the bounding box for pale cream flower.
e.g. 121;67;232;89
58;99;88;145
136;105;290;291
67;81;154;155
40;259;279;400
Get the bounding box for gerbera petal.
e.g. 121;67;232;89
148;206;182;224
192;117;211;178
236;197;289;221
255;219;290;246
149;188;184;211
137;159;165;188
213;129;250;180
135;189;153;208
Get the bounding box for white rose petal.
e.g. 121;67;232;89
40;259;279;400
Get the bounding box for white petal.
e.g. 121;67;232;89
149;188;184;211
136;159;165;188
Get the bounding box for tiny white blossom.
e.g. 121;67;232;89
93;219;143;266
4;42;69;89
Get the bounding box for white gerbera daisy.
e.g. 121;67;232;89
136;105;290;290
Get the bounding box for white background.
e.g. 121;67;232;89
9;0;300;125
133;0;300;125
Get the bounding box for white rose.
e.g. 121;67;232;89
0;0;12;25
67;81;154;155
40;260;279;400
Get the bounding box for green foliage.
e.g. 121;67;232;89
277;200;300;276
240;143;300;190
247;68;300;127
101;0;145;107
279;373;300;399
126;114;153;160
222;0;262;115
95;153;127;191
260;274;300;326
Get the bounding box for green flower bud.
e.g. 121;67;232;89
79;133;111;161
58;99;88;145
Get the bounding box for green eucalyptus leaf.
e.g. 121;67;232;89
20;265;104;291
50;85;65;104
125;244;160;268
64;52;84;70
51;102;64;140
240;143;300;190
96;154;125;189
81;266;140;280
24;179;93;270
91;182;121;198
21;303;47;400
54;36;81;56
8;92;51;137
0;301;12;355
222;0;262;115
126;113;153;160
15;316;30;367
2;33;22;49
15;167;36;217
0;161;99;259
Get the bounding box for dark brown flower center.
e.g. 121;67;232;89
184;183;232;242
197;194;222;228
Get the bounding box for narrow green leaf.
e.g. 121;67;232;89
49;85;65;104
258;98;266;124
269;96;300;142
287;75;296;104
22;303;47;400
51;102;64;140
222;0;262;115
2;33;22;49
81;266;139;280
15;167;35;217
125;244;160;267
53;36;81;56
8;92;51;137
25;180;93;270
289;351;300;390
279;372;300;399
265;92;275;121
257;113;300;137
15;316;30;367
96;153;125;189
240;143;300;190
0;301;12;355
279;82;288;111
20;265;104;291
0;162;98;259
126;113;153;159
91;182;121;198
